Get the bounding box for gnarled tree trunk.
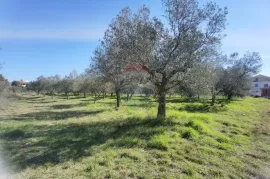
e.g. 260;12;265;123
126;93;129;101
157;76;167;118
65;92;69;100
116;90;120;107
227;93;233;100
157;92;166;118
211;93;216;106
211;88;216;106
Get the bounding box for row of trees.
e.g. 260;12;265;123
27;0;262;118
27;50;261;116
0;74;9;97
0;60;12;106
27;71;115;101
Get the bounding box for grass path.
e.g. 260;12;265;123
0;95;269;178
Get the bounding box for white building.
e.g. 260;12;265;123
249;75;270;96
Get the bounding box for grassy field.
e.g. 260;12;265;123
0;94;269;179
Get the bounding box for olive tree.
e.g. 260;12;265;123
87;76;104;103
126;0;227;117
44;75;61;98
60;71;77;99
0;74;10;107
0;74;9;97
91;0;227;117
91;8;144;108
72;74;85;96
77;74;91;98
178;62;214;99
11;81;20;87
29;76;47;95
221;52;262;100
180;56;226;105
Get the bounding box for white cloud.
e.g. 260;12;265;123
0;28;105;40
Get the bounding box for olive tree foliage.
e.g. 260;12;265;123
102;82;114;97
77;73;107;99
178;55;227;105
59;71;78;99
110;0;228;117
88;77;104;103
177;62;214;99
79;75;91;98
91;8;145;108
0;51;13;105
207;64;224;105
11;81;20;87
27;81;39;94
72;74;85;95
0;74;9;97
27;76;47;95
220;52;262;100
0;66;11;106
43;75;61;98
138;83;157;97
60;72;77;99
74;73;91;98
0;76;10;107
122;81;138;101
60;77;73;99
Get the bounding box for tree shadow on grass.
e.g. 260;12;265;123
26;100;56;104
0;117;176;171
24;96;41;100
25;97;49;102
6;110;104;121
123;103;155;108
50;103;89;109
166;97;208;104
166;98;188;103
130;97;153;101
179;103;227;113
80;99;92;102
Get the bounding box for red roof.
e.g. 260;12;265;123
20;80;28;84
122;64;150;73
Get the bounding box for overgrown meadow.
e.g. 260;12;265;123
0;94;269;179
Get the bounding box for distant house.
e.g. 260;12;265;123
249;75;270;97
11;80;29;87
20;80;28;87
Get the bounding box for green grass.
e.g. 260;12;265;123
0;94;269;178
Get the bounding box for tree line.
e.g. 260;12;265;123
21;0;263;117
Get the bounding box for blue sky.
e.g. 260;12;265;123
0;0;269;82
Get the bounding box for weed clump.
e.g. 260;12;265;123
115;137;141;147
148;133;170;150
181;127;199;139
185;120;207;133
